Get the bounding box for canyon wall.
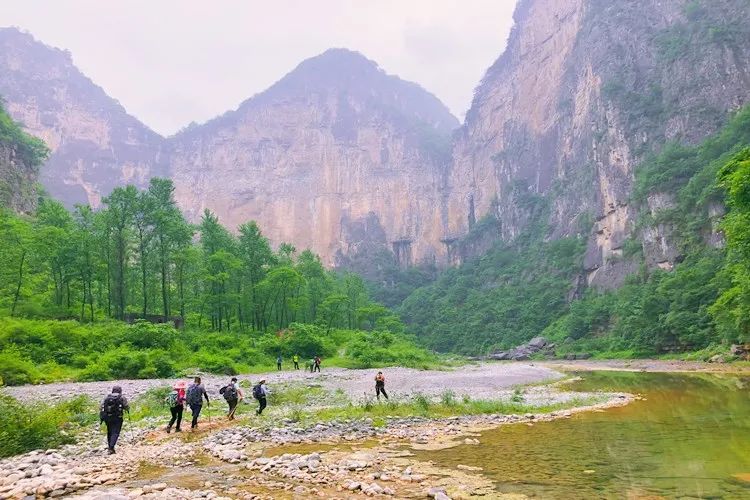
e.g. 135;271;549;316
447;0;750;287
0;28;167;208
168;49;458;266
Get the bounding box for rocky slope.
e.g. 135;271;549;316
446;0;750;287
0;27;167;208
0;102;47;213
168;49;458;266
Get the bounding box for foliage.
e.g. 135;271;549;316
0;316;435;385
0;101;49;168
0;394;94;458
399;233;585;354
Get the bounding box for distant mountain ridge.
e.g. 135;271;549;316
0;29;458;265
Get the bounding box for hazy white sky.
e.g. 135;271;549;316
0;1;517;136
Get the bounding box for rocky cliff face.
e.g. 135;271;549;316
168;49;458;266
0;28;167;208
0;142;36;213
447;0;750;287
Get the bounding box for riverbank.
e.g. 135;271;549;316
542;358;750;374
0;363;634;499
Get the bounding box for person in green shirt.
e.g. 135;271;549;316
293;354;300;370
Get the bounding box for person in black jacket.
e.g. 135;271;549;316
186;376;210;429
100;386;130;454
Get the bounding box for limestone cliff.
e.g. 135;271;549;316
0;27;167;207
447;0;750;287
168;49;458;266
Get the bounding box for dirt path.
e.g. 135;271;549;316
3;362;563;404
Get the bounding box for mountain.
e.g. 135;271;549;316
168;48;458;266
0;31;458;265
0;27;167;207
445;0;750;288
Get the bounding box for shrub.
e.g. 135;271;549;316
0;348;40;385
0;394;93;458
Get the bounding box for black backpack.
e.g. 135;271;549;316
186;384;203;406
100;394;123;421
252;384;263;400
222;384;238;402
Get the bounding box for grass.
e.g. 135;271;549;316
308;393;604;422
0;394;97;458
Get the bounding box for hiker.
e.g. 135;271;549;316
253;378;270;415
375;371;388;400
276;355;282;371
308;357;315;372
220;377;243;420
313;355;322;373
293;353;300;370
186;376;210;430
100;385;129;454
165;381;187;433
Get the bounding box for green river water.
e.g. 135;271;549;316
416;371;750;499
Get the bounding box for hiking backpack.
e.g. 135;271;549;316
166;390;179;408
186;384;203;406
222;384;238;402
100;394;123;421
252;384;263;400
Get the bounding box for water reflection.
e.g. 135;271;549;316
414;371;750;498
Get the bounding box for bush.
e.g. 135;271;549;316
0;394;93;458
0;348;40;385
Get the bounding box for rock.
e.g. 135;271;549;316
709;354;726;363
427;487;448;498
346;481;362;491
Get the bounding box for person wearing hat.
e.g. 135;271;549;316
165;381;187;433
99;386;129;454
252;379;270;415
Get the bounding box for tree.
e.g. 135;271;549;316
238;221;276;330
102;186;138;319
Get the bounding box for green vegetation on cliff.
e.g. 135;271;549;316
397;106;750;357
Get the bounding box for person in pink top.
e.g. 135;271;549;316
166;380;187;433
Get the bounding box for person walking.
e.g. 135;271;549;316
293;353;300;370
375;371;388;400
313;355;322;373
308;357;315;372
276;355;282;371
220;377;243;420
100;386;129;454
165;381;186;433
253;379;270;415
186;376;210;430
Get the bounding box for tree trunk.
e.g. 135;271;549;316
11;250;26;316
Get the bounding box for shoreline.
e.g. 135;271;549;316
0;364;636;499
540;358;750;374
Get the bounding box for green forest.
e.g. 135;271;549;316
398;106;750;358
2;102;750;388
0;107;434;386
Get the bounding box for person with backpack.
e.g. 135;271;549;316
219;377;243;420
375;371;388;400
313;355;322;373
308;357;315;372
186;376;210;430
100;386;129;454
292;353;300;370
253;379;269;415
165;381;187;433
276;355;282;371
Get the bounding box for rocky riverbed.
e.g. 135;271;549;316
0;364;634;499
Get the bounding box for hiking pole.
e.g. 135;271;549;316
127;411;134;444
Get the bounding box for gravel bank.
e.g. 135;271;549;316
3;363;563;404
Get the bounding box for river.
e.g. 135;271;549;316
415;371;750;499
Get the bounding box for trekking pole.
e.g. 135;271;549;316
127;411;134;444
